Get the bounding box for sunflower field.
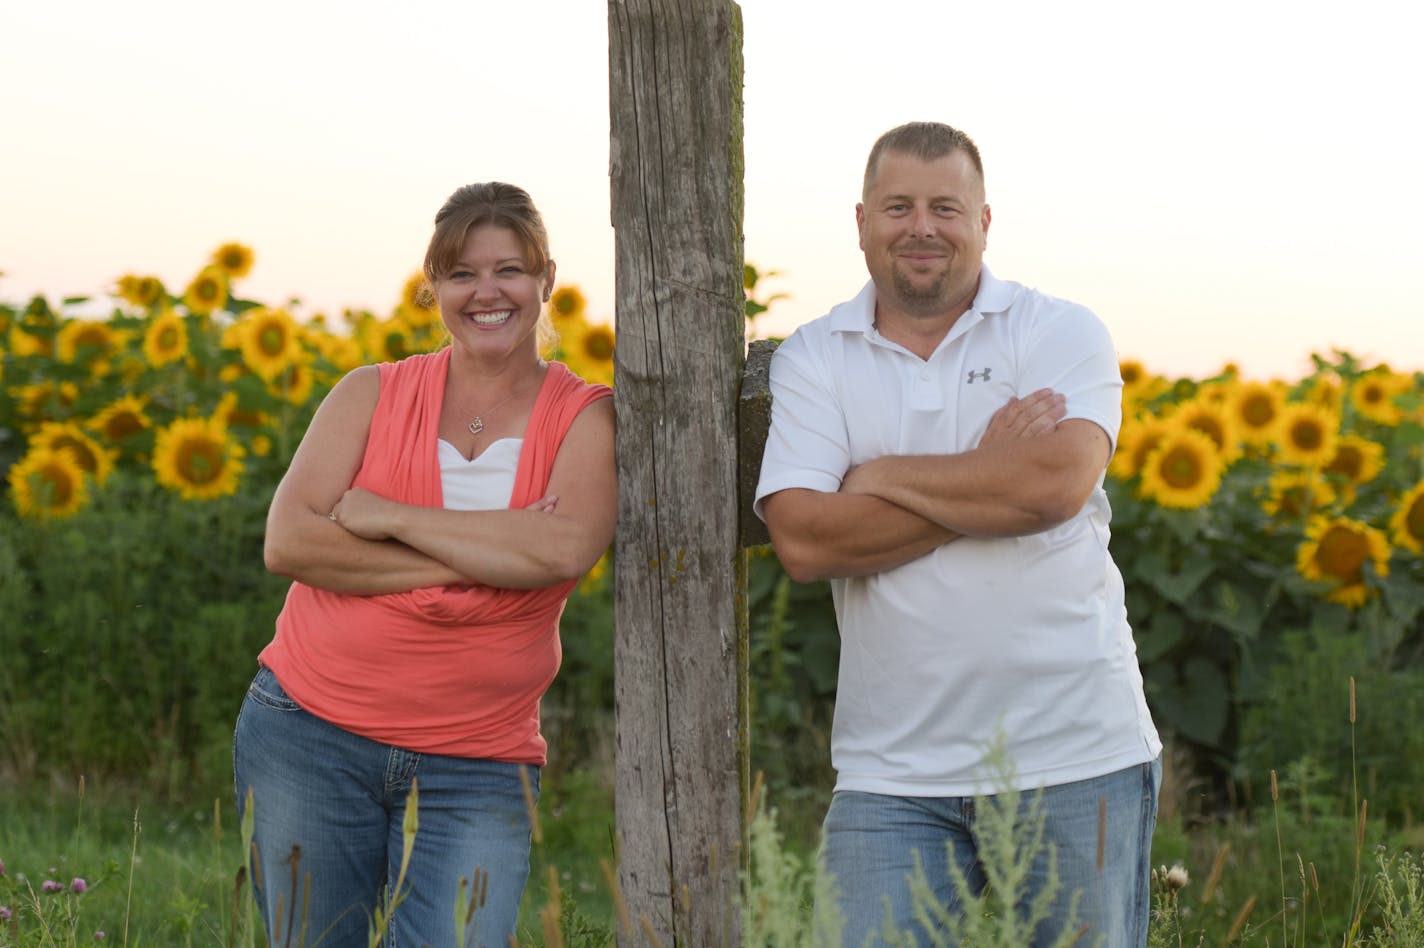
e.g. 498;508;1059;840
2;247;1423;827
1106;355;1424;821
0;245;617;798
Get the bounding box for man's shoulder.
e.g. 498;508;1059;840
773;283;874;358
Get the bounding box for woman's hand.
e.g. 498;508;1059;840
330;489;559;540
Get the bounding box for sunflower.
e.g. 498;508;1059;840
114;273;167;309
7;446;90;519
358;315;416;364
215;391;270;430
151;417;245;500
1230;380;1286;447
1302;376;1344;414
209;242;255;279
549;286;587;325
1272;402;1339;468
7;325;50;358
268;358;316;405
1168;397;1242;465
311;332;364;375
31;421;117;486
1137;427;1224;510
1390;481;1424;554
1323;434;1386;490
398;271;441;320
1350;369;1412;426
238;307;303;380
10;380;79;424
1296;516;1391;608
88;394;151;443
1118;359;1168;411
55;319;126;370
562;321;615;386
1109;413;1174;481
142;311;189;368
183;266;229;316
1261;469;1338;521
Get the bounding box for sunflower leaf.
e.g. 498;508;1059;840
1145;552;1216;605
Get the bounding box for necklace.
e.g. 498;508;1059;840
462;379;538;436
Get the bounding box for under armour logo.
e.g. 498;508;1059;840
967;368;992;384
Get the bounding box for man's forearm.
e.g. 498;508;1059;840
762;488;956;583
844;420;1109;538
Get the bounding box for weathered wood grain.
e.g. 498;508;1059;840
608;1;749;943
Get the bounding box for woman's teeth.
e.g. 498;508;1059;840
470;310;513;325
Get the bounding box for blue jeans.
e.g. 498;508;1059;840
233;666;537;948
819;757;1161;947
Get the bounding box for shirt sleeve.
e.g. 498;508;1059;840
1016;302;1123;451
753;330;851;521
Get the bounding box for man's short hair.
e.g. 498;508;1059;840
862;122;985;200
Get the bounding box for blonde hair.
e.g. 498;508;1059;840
862;122;985;201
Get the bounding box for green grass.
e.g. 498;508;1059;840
7;764;1423;947
0;769;616;947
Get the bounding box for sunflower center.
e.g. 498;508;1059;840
1161;446;1204;488
176;437;224;485
38;462;76;505
1326;446;1362;480
53;436;98;472
583;330;614;361
1315;526;1369;583
1290;421;1323;451
158;326;181;350
1407;497;1424;541
258;325;288;356
105;413;145;440
1278;486;1308;518
1241;395;1275;427
1187;417;1225;450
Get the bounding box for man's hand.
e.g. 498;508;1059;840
843;388;1065;495
978;387;1066;446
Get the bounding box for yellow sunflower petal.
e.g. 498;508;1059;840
1272;402;1340;468
7;446;90;519
1390;481;1424;555
1296;516;1391;608
1137;427;1224;510
152;417;245;500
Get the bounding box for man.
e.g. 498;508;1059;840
755;122;1162;946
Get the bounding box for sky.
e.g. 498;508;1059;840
2;0;1421;381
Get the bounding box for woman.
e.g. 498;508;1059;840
233;182;616;947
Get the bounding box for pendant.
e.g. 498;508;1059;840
468;417;485;435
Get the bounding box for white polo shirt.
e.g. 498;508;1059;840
755;267;1161;797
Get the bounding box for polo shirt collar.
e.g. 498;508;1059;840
829;264;1017;335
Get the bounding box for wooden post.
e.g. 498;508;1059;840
608;0;748;944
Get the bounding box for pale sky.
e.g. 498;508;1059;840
3;0;1420;380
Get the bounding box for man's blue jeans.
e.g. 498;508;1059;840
233;665;537;947
819;757;1161;947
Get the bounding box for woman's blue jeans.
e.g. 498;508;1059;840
819;757;1161;947
233;665;537;947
